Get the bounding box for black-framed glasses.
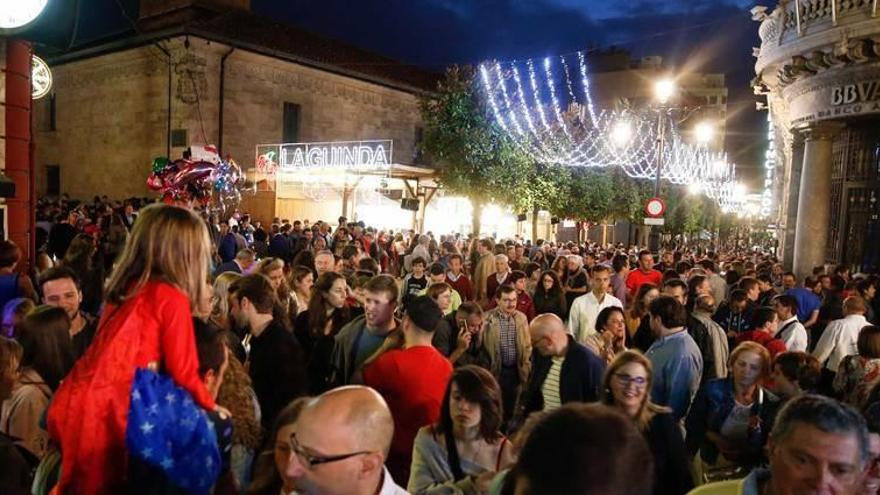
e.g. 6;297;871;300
289;433;372;469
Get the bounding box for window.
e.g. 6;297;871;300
282;102;301;143
413;126;425;164
46;165;60;196
171;129;188;147
48;93;56;131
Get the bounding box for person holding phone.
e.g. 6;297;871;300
447;302;492;371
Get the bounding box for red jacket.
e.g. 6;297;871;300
626;269;663;299
48;282;215;494
735;330;787;358
363;345;452;482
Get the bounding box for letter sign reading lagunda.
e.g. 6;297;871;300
255;140;393;172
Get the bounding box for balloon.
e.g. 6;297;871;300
147;152;252;217
152;157;170;173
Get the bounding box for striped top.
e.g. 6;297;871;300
541;356;565;411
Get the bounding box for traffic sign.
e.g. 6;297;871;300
645;197;666;218
643;217;665;226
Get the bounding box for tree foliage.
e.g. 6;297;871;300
419;65;718;235
418;66;535;234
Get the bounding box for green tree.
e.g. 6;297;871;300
419;66;536;235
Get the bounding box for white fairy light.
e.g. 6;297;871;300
479;52;740;208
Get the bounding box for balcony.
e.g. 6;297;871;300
754;0;880;81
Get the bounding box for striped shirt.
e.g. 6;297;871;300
498;313;518;368
541;356;565;411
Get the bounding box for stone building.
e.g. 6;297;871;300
33;0;437;224
753;0;880;279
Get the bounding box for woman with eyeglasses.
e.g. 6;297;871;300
685;342;780;481
293;272;352;394
532;270;567;321
246;397;311;495
601;350;693;495
408;365;515;494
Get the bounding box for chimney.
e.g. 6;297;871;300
138;0;251;31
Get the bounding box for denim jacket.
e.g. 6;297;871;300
685;379;780;465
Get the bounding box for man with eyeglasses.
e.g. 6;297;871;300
519;314;605;421
689;394;870;495
483;284;532;427
286;386;408;495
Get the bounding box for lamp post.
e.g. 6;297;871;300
648;78;675;252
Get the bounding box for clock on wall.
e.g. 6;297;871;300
32;55;52;99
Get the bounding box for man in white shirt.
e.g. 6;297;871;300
813;296;870;387
568;265;623;344
773;294;808;352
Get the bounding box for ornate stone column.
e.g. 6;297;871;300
782;136;804;270
792;121;843;281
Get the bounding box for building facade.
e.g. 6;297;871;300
33;0;435;225
754;0;880;279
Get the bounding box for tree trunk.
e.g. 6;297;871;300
471;197;483;237
531;205;539;242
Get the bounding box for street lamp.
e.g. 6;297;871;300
695;121;715;145
654;79;676;105
648;78;675;252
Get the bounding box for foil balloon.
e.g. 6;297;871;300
147;150;251;216
151;157;169;173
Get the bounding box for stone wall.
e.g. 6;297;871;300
33;35;424;204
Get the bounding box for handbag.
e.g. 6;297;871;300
125;368;221;495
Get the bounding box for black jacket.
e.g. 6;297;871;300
686;314;716;382
521;335;606;417
248;320;308;428
645;412;694;495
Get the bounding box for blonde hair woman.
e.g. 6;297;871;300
211;271;242;332
601;350;694;494
47;204;224;494
257;257;296;326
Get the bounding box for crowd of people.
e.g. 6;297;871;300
0;194;879;495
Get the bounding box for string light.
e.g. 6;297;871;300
477;50;740;208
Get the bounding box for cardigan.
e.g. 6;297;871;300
520;335;606;417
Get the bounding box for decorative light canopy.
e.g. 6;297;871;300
478;51;744;209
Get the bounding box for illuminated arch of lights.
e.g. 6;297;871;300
478;52;745;210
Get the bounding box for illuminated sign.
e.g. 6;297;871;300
0;0;49;29
256;140;393;171
31;55;52;100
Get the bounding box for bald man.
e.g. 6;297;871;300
518;314;606;421
286;386;408;495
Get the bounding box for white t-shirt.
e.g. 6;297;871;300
776;316;808;352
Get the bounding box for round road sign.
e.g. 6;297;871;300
645;197;666;218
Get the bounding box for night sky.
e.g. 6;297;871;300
35;0;768;187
